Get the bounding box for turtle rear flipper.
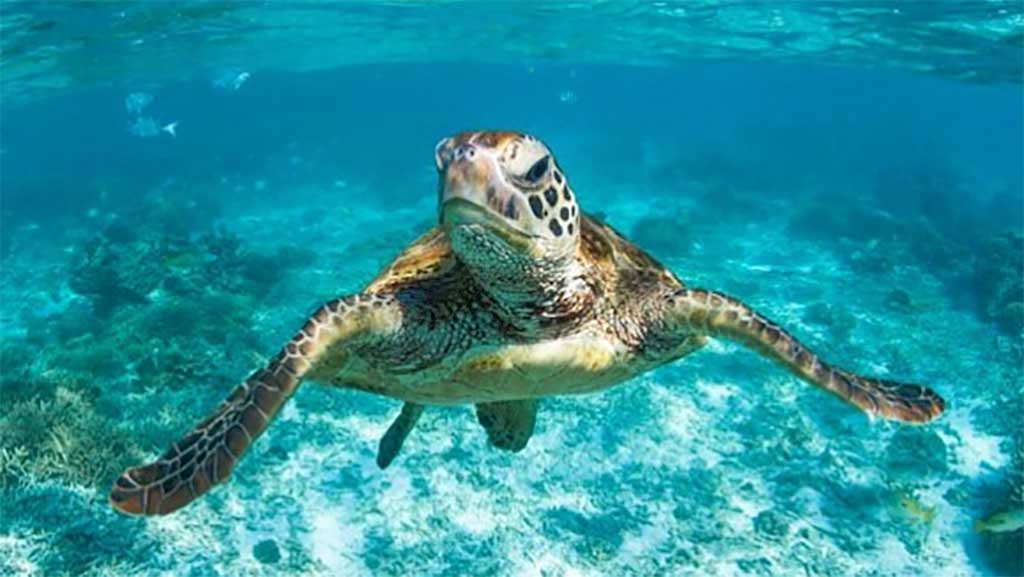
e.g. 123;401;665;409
476;399;539;451
110;294;403;516
376;402;424;469
665;289;945;423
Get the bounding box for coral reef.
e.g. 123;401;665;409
873;162;970;231
803;301;857;342
976;428;1024;577
68;236;152;317
785;157;1022;339
629;209;692;260
969;232;1024;335
0;386;142;489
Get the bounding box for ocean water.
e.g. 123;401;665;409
1;2;1022;576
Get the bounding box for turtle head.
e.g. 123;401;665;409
436;130;587;317
437;130;579;260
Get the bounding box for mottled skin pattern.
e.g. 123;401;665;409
110;130;946;516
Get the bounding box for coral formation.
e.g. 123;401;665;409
629;209;692;260
68;236;152;317
0;386;142;489
970;232;1024;335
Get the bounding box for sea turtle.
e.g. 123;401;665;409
110;130;946;516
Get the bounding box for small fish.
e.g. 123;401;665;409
897;494;936;525
129;117;178;138
162;251;208;270
233;71;251;90
125;91;153;114
213;68;251;91
128;116;159;138
975;509;1024;533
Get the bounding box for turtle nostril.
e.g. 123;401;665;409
454;144;476;161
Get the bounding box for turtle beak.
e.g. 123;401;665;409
441;199;538;252
436;135;535;248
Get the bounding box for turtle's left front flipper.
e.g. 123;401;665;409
663;289;945;423
109;295;402;516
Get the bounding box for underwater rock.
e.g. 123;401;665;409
736;557;775;577
884;428;949;478
873;162;968;232
788;201;899;245
971;232;1024;335
884;288;913;312
997;302;1024;334
200;228;244;273
275;243;317;269
194;228;299;299
803;301;856;342
695;182;765;222
803;302;833;326
238;251;281;287
752;509;790;539
845;243;896;276
101;218;139;244
542;506;634;558
906;218;971;273
253;539;281;564
630;211;692;260
68;237;149;316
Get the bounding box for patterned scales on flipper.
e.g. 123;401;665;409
109;294;403;516
475;400;539;452
109;365;298;515
664;289;945;423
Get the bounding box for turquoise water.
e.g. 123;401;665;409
1;2;1022;576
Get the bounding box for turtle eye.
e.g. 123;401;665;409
524;155;550;183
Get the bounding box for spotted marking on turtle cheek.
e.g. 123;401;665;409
504;196;520;220
528;195;544;219
484;186;514;220
544;187;558;206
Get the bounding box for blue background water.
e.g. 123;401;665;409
1;3;1022;577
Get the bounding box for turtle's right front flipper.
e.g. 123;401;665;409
109;294;402;516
